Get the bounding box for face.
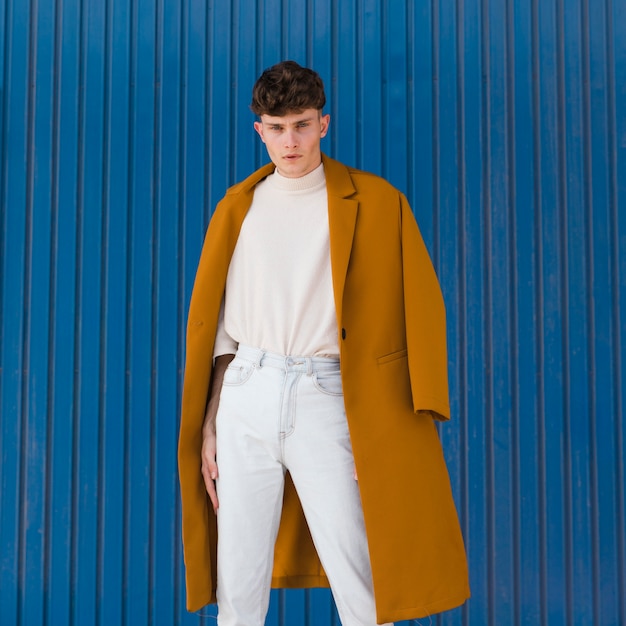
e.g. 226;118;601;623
253;109;330;178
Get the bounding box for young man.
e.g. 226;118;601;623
178;61;469;625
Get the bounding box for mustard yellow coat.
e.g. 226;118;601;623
178;155;470;623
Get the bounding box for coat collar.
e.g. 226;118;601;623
223;153;356;198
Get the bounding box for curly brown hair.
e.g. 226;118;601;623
250;61;326;116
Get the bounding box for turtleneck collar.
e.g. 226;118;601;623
267;162;326;191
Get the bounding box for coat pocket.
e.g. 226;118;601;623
376;348;408;366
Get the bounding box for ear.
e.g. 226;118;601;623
319;114;330;138
253;121;265;143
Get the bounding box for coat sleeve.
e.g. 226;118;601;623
178;209;234;610
400;194;451;420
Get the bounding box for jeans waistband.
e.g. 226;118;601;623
235;344;340;374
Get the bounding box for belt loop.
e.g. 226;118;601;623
254;349;264;368
306;357;313;376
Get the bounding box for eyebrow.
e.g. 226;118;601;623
266;117;315;127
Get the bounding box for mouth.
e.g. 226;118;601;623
283;154;301;161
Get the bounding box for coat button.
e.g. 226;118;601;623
341;328;346;340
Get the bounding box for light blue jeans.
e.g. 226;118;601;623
215;345;391;626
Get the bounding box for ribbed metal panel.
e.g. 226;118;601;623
1;1;624;625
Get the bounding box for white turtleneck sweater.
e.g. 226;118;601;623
213;163;339;358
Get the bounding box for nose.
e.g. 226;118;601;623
283;129;298;148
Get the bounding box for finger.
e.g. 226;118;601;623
201;440;218;480
202;464;220;513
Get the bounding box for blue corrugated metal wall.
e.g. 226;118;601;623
1;0;624;624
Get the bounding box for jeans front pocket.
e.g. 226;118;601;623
312;369;344;396
222;359;256;386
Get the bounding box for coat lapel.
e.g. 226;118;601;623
216;161;276;274
322;155;358;327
